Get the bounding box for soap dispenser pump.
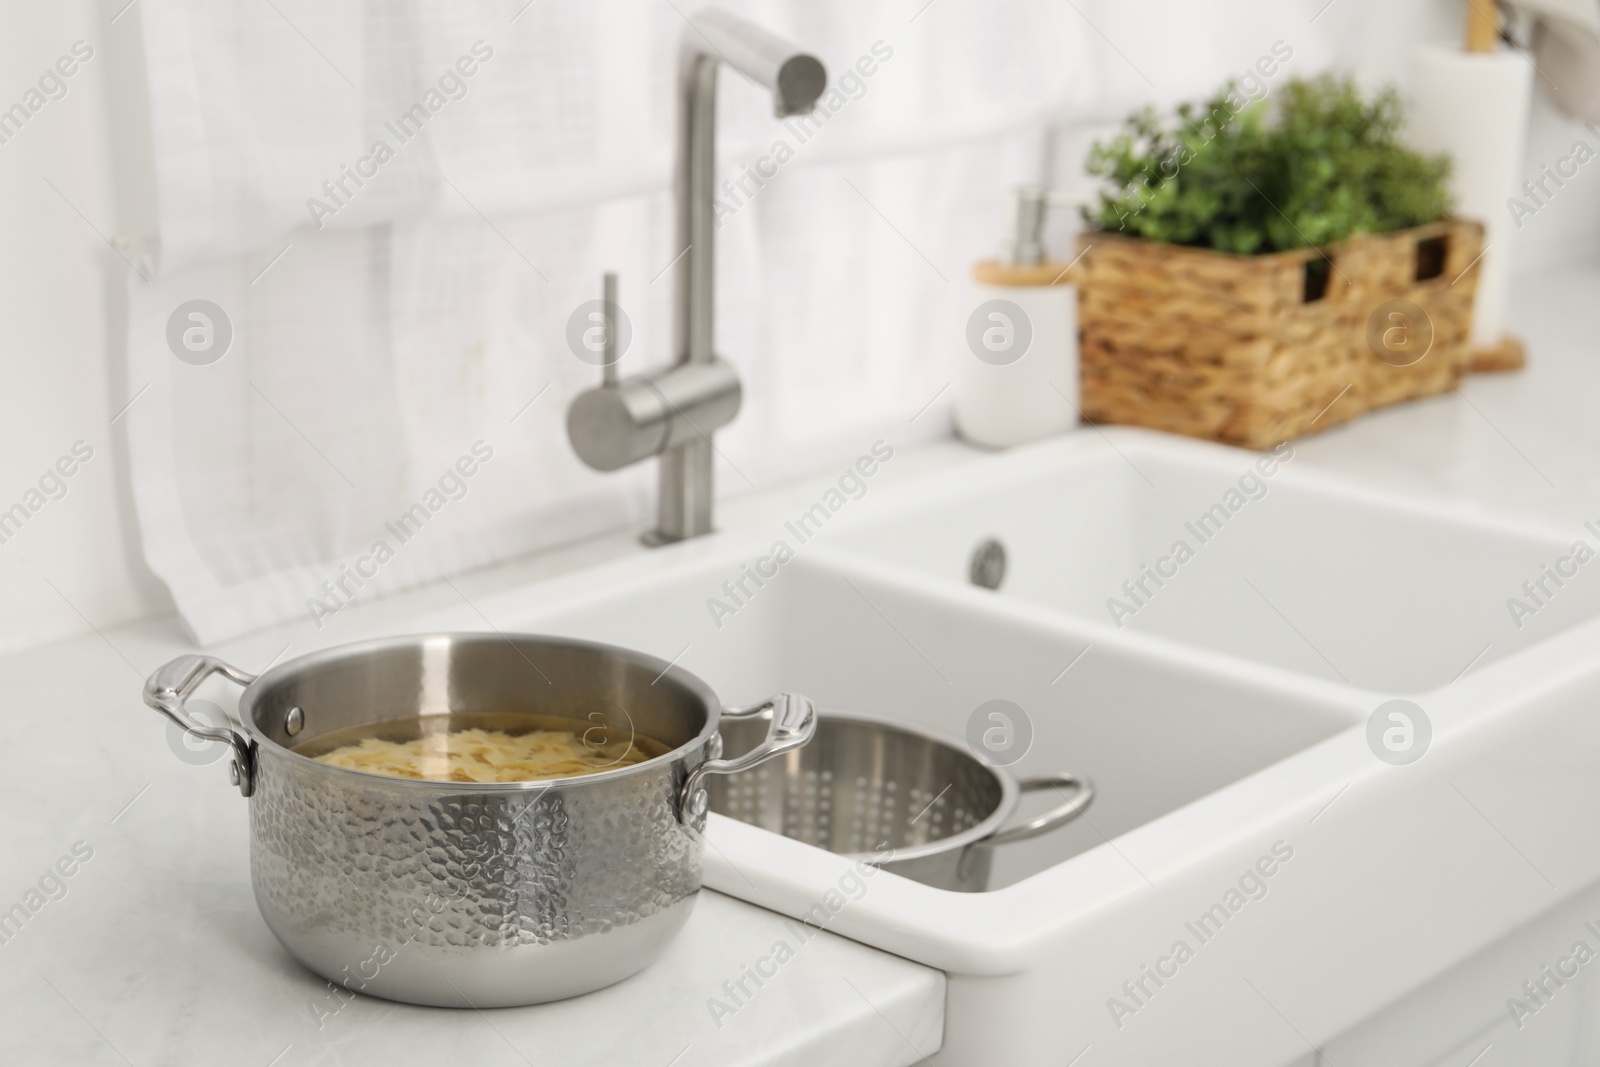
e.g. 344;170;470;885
954;185;1083;449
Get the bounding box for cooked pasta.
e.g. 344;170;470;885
313;726;655;783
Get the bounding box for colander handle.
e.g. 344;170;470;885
143;654;259;797
981;773;1094;847
679;693;817;824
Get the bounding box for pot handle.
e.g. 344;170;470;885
979;773;1094;847
678;693;816;824
143;654;259;797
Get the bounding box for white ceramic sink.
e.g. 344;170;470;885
394;428;1600;1066
827;430;1600;694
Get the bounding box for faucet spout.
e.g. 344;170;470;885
675;12;824;372
683;9;827;118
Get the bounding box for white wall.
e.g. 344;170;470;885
1;0;1597;655
1511;88;1600;269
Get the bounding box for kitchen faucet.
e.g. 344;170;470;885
566;9;826;544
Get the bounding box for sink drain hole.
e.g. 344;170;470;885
970;538;1006;591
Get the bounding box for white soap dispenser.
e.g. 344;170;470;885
954;186;1082;449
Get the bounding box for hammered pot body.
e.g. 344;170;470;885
218;634;737;1007
249;737;703;1008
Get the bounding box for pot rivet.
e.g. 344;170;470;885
285;706;305;736
228;761;241;786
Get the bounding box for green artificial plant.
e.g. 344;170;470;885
1085;75;1453;255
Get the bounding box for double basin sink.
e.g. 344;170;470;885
402;427;1600;1065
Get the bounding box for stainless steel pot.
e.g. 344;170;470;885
142;633;815;1008
706;711;1092;892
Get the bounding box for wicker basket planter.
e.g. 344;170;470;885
1074;218;1484;450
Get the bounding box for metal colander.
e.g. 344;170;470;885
705;710;1092;892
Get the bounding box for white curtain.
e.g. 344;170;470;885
123;0;1328;643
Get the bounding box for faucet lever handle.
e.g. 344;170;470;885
601;271;620;386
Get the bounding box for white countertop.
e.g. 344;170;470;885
2;262;1593;1066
